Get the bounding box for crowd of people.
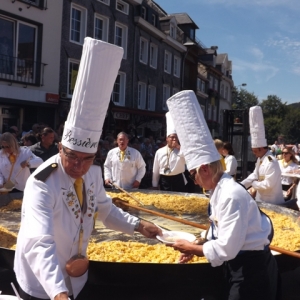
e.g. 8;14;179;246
1;121;299;202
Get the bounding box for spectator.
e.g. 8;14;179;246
8;125;20;141
30;127;59;162
22;133;38;147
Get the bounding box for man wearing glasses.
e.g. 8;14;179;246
240;107;284;205
14;38;161;300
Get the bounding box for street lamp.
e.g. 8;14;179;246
237;83;247;88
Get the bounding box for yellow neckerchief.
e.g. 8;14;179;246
220;155;226;171
281;159;293;168
8;153;16;164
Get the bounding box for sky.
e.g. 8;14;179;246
157;0;300;105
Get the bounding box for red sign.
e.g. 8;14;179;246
46;93;59;104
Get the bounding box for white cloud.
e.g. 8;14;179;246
233;58;279;82
248;47;264;61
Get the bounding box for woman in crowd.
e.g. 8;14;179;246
0;132;43;192
222;141;238;178
279;147;299;200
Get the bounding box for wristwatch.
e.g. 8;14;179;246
134;218;141;231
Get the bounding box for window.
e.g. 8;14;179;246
149;43;158;69
162;85;170;110
70;4;87;44
68;59;80;96
141;6;146;19
220;84;224;97
112;72;126;106
147;86;156;111
114;23;128;59
173;56;181;77
138;82;147;109
18;0;46;9
151;14;156;26
94;15;109;42
116;0;129;15
139;37;148;64
197;78;206;93
164;50;171;74
0;16;38;83
214;79;218;91
172;88;179;95
170;24;176;39
209;76;213;88
98;0;110;5
225;86;228;100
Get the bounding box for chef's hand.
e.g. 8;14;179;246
132;180;140;189
54;292;69;300
178;253;194;264
20;160;29;168
105;179;112;186
136;220;162;238
169;239;204;257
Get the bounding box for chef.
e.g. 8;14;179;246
14;38;161;300
104;131;146;189
152;112;187;192
241;106;284;205
167;91;279;300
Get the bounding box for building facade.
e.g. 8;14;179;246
0;0;63;133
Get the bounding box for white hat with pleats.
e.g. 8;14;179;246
166;112;176;137
167;90;220;171
249;106;267;148
61;37;123;153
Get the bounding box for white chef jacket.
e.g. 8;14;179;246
203;173;272;267
279;159;298;186
0;147;43;191
224;155;238;176
152;146;186;187
241;150;284;205
14;154;139;299
104;146;146;189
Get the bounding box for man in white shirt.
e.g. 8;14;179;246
104;132;146;189
152;112;186;192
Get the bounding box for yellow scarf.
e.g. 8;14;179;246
281;159;292;168
9;154;16;164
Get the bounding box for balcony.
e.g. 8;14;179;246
0;55;46;86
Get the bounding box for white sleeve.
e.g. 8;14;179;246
152;152;160;187
135;152;146;182
103;150;113;181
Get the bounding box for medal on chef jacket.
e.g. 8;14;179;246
164;112;176;175
61;37;123;277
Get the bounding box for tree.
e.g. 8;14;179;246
280;106;300;144
260;95;287;119
264;117;282;145
232;88;259;110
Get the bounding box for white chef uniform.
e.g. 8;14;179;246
152;146;186;187
167;91;278;300
14;155;139;299
14;37;125;300
223;154;237;176
241;150;284;205
0;147;43;191
104;146;146;189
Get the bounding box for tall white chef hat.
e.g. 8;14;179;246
167;90;220;171
249;106;267;148
61;37;123;153
166;112;176;137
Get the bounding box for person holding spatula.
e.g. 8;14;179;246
167;91;280;300
14;38;161;300
0;132;43;192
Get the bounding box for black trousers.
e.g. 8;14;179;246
19;287;74;300
224;249;280;300
159;173;186;192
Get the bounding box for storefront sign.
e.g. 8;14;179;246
46;93;59;104
114;112;130;120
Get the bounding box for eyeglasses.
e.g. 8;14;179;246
1;145;11;149
62;146;95;164
189;172;196;182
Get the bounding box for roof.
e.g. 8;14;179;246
216;53;227;64
170;13;199;29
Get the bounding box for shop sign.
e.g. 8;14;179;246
46;93;59;104
114;112;130;120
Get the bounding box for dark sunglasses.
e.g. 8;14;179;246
1;145;11;149
282;152;290;155
189;171;197;182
